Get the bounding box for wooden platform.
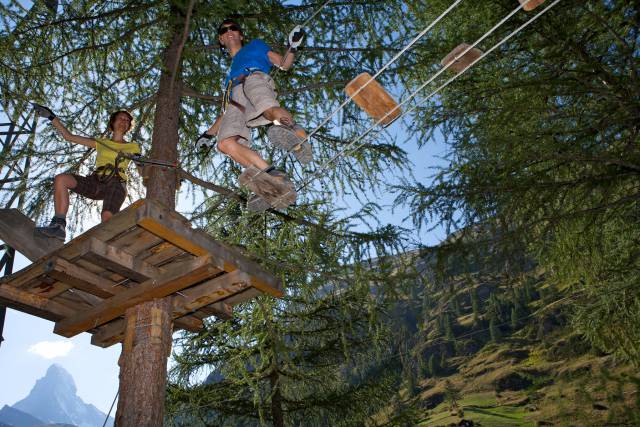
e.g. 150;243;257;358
0;199;282;347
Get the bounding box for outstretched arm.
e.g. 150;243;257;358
268;50;295;71
267;26;305;71
50;118;97;149
33;104;96;149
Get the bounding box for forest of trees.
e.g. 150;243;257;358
1;0;638;425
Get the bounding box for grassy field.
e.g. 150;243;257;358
416;392;535;426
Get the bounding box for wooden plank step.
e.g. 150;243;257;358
441;43;483;73
344;72;401;127
0;209;62;261
519;0;545;11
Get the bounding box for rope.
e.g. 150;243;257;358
268;0;561;207
246;0;465;189
101;390;118;427
272;0;333;78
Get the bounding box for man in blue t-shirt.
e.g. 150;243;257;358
196;19;311;211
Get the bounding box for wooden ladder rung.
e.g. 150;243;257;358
519;0;545;11
345;72;401;127
441;43;483;73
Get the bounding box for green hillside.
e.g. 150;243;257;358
376;251;640;427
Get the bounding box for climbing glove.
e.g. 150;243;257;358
288;25;305;52
32;103;56;121
196;132;215;150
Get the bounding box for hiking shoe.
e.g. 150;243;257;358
239;166;297;210
246;194;271;212
34;221;66;241
267;124;312;165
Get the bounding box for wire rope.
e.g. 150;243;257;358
101;391;118;427
269;0;562;207
246;0;466;189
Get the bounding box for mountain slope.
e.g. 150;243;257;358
0;405;45;427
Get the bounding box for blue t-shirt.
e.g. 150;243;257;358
225;39;272;87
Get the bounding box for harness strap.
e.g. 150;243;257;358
94;164;126;182
223;68;264;113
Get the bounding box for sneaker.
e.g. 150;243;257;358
267;124;313;165
34;220;66;241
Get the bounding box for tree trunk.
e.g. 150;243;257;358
115;6;184;424
115;298;173;426
269;369;284;427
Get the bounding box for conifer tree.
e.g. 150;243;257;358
489;318;501;344
428;353;438;377
510;306;518;330
394;0;640;363
444;312;455;341
471;287;481;325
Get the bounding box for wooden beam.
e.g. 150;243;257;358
172;270;248;319
45;257;116;299
198;302;233;320
217;287;262;306
0;209;62;261
29;280;69;299
0;283;74;321
136;199;283;297
56;199;146;261
0;259;50;288
90;315;204;348
54;256;217;338
78;237;162;282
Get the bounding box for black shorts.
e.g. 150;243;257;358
70;173;127;214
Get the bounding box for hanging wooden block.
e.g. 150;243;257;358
441;43;483;73
519;0;545;11
344;72;401;127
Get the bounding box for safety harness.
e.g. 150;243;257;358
222;67;265;113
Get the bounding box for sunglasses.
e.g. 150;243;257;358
218;25;241;35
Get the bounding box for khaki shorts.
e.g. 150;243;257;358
217;72;280;146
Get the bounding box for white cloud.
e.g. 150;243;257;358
28;341;74;359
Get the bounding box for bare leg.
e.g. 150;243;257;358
263;107;307;139
218;136;270;169
263;106;294;125
53;173;77;216
101;211;113;222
